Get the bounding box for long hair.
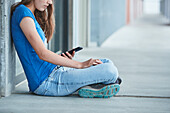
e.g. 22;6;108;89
11;0;55;43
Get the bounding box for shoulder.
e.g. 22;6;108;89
15;4;30;13
13;4;35;24
13;4;34;18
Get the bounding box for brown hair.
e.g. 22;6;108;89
11;0;55;43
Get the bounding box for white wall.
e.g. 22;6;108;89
143;0;160;14
73;0;90;47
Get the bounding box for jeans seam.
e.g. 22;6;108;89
49;78;113;85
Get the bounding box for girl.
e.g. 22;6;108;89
11;0;121;98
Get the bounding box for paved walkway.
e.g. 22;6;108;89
0;14;170;113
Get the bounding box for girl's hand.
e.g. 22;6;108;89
80;58;103;69
61;51;75;59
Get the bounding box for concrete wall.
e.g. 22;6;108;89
0;1;1;98
90;0;143;46
90;0;126;46
160;0;170;21
127;0;143;24
0;0;16;97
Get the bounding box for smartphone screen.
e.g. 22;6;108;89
68;47;83;54
61;47;83;57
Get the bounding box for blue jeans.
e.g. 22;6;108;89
33;59;119;96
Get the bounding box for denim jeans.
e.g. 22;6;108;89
33;59;119;96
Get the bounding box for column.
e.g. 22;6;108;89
0;0;16;97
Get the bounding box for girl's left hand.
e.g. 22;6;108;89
61;51;75;59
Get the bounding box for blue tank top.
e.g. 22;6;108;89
11;4;57;92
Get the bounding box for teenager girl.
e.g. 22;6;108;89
11;0;122;98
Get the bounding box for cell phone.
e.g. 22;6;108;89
61;47;83;57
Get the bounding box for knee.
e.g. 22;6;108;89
104;63;119;82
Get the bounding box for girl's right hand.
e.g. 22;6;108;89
80;59;103;69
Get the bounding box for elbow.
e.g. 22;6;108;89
39;54;45;61
38;49;48;61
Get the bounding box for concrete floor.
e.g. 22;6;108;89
0;14;170;113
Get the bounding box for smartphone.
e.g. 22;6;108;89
61;47;83;57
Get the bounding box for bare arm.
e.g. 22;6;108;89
20;17;102;69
